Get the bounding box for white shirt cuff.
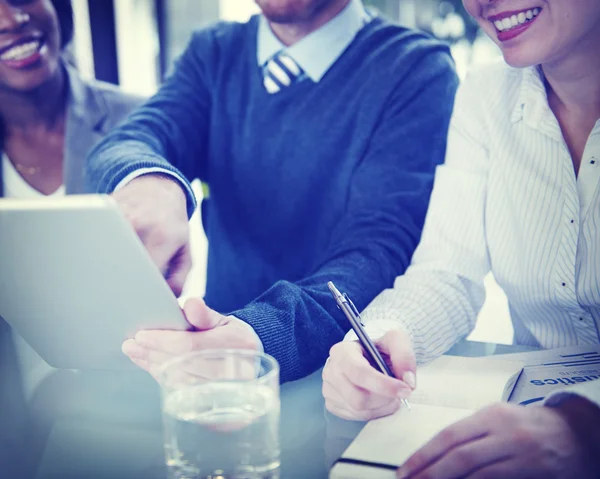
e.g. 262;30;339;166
114;168;189;192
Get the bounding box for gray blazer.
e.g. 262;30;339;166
0;65;144;197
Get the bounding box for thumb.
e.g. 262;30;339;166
377;329;417;390
183;297;225;331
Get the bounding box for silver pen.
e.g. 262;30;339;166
327;281;411;410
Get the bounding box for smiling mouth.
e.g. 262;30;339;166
491;7;541;32
0;38;44;62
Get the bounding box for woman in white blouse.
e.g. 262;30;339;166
324;0;600;477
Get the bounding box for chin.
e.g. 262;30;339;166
256;0;330;23
501;52;539;68
500;43;552;69
0;68;57;94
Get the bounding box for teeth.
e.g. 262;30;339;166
0;41;40;61
493;8;541;32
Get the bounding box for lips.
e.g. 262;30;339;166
0;36;45;69
488;7;542;42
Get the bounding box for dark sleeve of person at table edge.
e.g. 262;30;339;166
84;18;459;383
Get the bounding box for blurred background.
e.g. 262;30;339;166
71;0;511;344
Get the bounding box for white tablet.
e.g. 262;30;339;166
0;195;190;370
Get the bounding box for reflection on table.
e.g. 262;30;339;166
28;340;534;479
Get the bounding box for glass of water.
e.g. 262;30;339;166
158;349;280;479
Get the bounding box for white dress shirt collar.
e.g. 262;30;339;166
257;0;371;82
511;65;546;125
510;65;595;145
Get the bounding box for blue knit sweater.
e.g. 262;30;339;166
85;15;458;382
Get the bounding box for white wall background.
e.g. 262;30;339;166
220;0;260;21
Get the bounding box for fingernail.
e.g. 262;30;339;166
403;371;416;390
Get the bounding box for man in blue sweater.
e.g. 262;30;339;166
85;0;458;383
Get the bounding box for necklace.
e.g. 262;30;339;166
13;163;41;175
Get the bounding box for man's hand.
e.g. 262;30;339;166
396;399;600;479
322;329;416;421
113;174;191;296
122;298;262;379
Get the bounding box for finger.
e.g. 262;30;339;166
186;325;258;351
124;339;218;384
183;297;225;330
377;329;417;389
166;243;192;297
135;324;255;355
332;342;409;398
133;330;194;355
125;355;162;381
324;377;397;412
323;380;402;421
326;395;403;422
466;458;528;479
323;366;401;413
397;411;491;478
401;436;515;479
122;339;173;364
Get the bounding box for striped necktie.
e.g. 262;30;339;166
263;52;304;94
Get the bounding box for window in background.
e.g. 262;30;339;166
161;0;220;72
114;0;161;96
70;0;95;80
366;0;501;78
219;0;260;22
160;0;259;78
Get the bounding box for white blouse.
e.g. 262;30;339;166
360;61;600;406
2;153;63;399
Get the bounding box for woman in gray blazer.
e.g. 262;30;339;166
0;0;143;198
0;1;143;475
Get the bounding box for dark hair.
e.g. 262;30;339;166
51;0;74;48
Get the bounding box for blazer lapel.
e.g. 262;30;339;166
63;66;108;194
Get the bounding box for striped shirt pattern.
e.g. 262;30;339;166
360;61;600;370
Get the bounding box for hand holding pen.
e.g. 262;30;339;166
323;281;416;421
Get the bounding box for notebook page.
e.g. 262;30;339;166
410;356;523;410
340;403;474;468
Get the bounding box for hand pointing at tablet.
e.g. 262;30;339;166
112;175;192;296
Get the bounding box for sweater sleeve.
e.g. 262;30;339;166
233;52;459;382
84;31;214;217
